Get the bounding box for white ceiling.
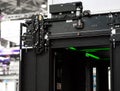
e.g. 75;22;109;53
50;0;120;14
0;0;47;14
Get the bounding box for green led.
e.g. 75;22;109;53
81;48;110;52
85;53;100;60
68;47;77;51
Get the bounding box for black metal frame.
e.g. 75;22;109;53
20;35;111;91
19;2;120;91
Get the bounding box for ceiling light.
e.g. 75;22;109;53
41;3;47;8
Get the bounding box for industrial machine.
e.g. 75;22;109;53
20;2;120;91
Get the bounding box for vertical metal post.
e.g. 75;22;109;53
0;9;1;46
20;23;23;49
86;61;93;91
111;34;120;91
17;0;21;7
96;62;109;91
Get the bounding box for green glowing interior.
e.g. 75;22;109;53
68;47;110;60
68;47;77;51
85;53;100;60
68;47;110;52
80;48;110;52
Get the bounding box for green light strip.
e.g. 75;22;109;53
68;47;77;51
81;48;110;52
85;53;100;60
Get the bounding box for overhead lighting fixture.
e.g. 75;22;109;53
41;3;47;9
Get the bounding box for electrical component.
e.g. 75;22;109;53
20;14;50;54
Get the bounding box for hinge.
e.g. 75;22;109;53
110;28;120;48
108;13;120;28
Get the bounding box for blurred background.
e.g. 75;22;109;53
0;0;47;91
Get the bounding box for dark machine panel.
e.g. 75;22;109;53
111;30;120;91
20;1;120;91
36;51;50;91
48;15;111;38
50;2;82;14
49;15;109;31
20;49;36;91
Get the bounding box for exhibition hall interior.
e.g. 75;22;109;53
0;0;47;91
0;0;120;91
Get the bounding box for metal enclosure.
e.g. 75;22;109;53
20;2;120;91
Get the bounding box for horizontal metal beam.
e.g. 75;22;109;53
0;75;18;80
1;11;47;21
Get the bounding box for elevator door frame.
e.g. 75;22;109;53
50;34;111;91
20;34;114;91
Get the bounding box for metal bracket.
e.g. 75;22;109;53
20;14;50;54
110;28;120;48
108;13;120;28
32;15;49;54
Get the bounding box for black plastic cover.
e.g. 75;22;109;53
50;2;82;14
